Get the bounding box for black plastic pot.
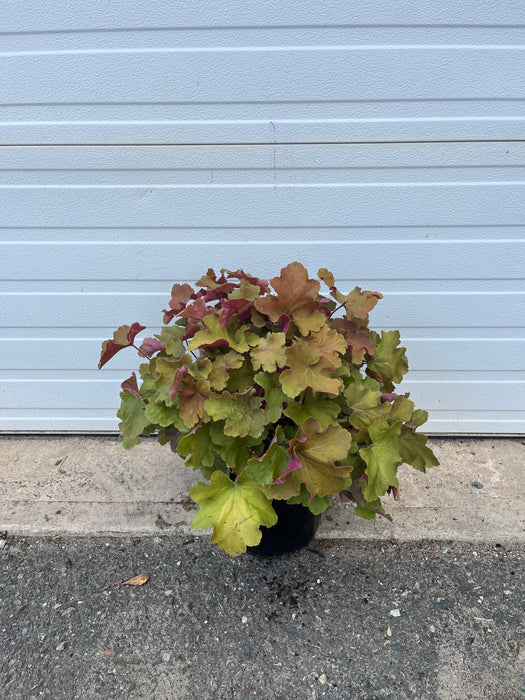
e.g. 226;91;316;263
247;500;320;557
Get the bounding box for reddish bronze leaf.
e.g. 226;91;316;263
162;283;194;323
98;323;146;369
331;318;375;364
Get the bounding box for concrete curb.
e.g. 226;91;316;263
0;435;523;541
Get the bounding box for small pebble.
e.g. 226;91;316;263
0;539;6;549
390;609;401;617
503;590;512;595
164;590;173;596
430;625;436;633
56;641;66;651
471;481;484;489
241;616;248;624
162;652;171;662
318;673;327;685
441;544;448;553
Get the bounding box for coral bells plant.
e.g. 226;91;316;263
98;262;438;556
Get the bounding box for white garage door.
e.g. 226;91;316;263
1;1;524;434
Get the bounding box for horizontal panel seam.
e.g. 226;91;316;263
0;140;524;147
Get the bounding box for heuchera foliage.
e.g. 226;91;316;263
99;262;439;556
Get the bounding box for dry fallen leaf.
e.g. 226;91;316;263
120;572;150;586
104;646;116;658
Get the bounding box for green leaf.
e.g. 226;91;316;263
177;424;215;471
189;471;278;556
284;392;340;430
287;484;330;515
144;402;186;430
254;371;288;423
343;372;390;431
117;391;151;449
354;497;391;521
398;425;439;472
204;390;268;438
225;359;255;393
245;442;290;484
391;395;415;423
359;421;403;502
157;325;186;358
209;422;262;473
367;331;408;392
188;314;256;353
410;409;429;428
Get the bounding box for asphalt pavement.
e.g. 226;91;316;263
1;535;523;699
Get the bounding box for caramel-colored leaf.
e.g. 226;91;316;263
120;572;150;586
254;262;325;335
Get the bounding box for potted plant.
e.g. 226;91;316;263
98;262;438;556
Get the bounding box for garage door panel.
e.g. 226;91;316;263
1;1;523;143
2;182;524;229
1;141;524;432
2;241;523;281
2;290;523;328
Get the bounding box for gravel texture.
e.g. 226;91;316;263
0;536;524;699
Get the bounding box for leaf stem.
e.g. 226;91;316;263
132;344;151;360
328;301;347;319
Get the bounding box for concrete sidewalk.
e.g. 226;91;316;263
0;436;523;541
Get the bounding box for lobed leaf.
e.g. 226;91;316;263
204;390;269;438
250;332;287;372
279;338;341;398
367;330;409;392
284;392;340;430
190;471;277;556
188;314;257;353
284;418;353;497
359;421;403;502
117;391;151;449
254;261;325;336
398;425;439;472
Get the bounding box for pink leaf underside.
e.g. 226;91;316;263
139;337;166;356
271;451;303;485
281;314;293;333
121;372;142;399
168;366;189;401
